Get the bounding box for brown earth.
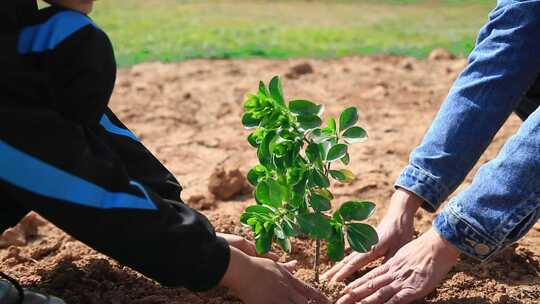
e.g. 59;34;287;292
1;55;539;304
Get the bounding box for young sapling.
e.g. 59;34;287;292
240;76;378;283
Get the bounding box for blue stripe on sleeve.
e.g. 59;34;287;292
0;140;156;210
99;114;140;142
18;11;97;54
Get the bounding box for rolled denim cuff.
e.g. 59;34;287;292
434;204;502;262
394;164;450;213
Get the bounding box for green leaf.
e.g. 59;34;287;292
274;222;286;239
242;112;261;129
347;223;378;253
309;193;331;212
339;107;359;132
269;76;285;106
327;118;337;134
247;165;266;186
289;100;322;116
256;228;274;254
257;131;276;167
341;153;350;165
247;132;260;148
327;225;345;262
298;213;333;240
267;179;283;208
245;205;274;216
289;193;305;209
269;137;293;157
276;236;291;253
240;205;274;225
326;144;348;162
312;188;334;200
255;181;271;206
343;127;368;144
246;217;258;227
309;128;334;144
297;115;323;130
292;174;308;197
332;210;344;224
281;218;298;237
310;169;330;188
329;169;355;183
243;95;259;111
339;201;376;221
306;143;321;163
287;168;304;186
259;81;269;96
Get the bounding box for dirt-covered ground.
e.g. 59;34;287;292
1;53;539;303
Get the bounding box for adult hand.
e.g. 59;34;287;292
218;233;280;261
337;228;460;304
221;247;331;304
322;189;423;283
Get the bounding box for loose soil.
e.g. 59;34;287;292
1;55;539;304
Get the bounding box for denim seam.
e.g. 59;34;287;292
437;206;502;261
446;204;501;246
395;164;450;211
496;192;540;241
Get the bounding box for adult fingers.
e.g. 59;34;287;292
386;289;417;304
321;252;358;281
344;263;390;292
356;284;399;304
330;251;381;283
337;274;393;304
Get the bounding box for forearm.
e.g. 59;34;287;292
434;106;540;261
396;0;540;211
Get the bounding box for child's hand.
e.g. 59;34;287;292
218;233;280;261
221;247;330;304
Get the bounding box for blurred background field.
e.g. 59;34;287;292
90;0;494;66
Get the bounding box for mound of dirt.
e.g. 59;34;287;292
286;62;315;79
208;166;251;201
429;48;456;61
1;55;538;304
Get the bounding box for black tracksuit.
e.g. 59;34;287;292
0;4;230;292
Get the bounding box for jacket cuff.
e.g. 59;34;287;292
187;236;231;292
433;205;502;261
394;164;449;213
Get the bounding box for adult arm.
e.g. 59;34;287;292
396;0;540;212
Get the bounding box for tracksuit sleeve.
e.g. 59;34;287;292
47;25;116;126
0;107;230;291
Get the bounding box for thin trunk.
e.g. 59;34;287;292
314;239;321;283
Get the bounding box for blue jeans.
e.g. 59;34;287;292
395;0;540;261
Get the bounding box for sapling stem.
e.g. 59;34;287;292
314;239;321;283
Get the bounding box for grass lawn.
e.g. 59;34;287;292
89;0;494;66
